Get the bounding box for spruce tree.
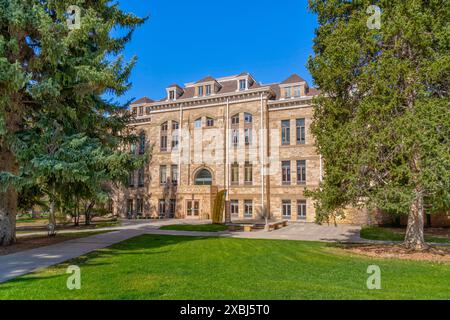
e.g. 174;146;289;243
0;1;146;245
307;0;449;250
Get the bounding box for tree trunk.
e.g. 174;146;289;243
48;197;57;237
0;147;18;246
404;191;428;250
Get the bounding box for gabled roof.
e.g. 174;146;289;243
195;76;216;84
281;74;306;84
167;83;184;90
306;87;321;96
133;97;154;104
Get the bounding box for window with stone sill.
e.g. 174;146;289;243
281;160;291;185
297;160;306;184
244;128;252;145
282;200;292;218
127;199;133;215
244;200;253;217
281;120;290;145
231;114;239;126
128;171;135;187
296;118;306;145
230;200;239;215
239;79;247;91
231;163;239;185
297;200;307;219
232;129;239;147
244;162;253;184
285;87;292;98
244;112;253;124
160;165;167;185
138;167;144;187
206;117;214;127
171;165;178;186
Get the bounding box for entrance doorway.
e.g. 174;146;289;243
186;200;200;217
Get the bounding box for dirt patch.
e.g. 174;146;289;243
0;232;109;256
384;227;450;238
0;235;73;256
336;244;450;263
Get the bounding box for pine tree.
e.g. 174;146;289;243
0;1;146;245
307;0;449;250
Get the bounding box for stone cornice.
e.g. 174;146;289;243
268;96;315;109
138;86;274;111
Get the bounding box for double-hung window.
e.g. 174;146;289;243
281;120;290;145
282;161;291;185
244;200;253;217
297;160;306;184
282;200;292;217
160;165;167;185
296;118;306;144
297;200;307;219
244;162;253;185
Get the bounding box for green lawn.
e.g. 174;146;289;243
0;235;449;299
159;224;229;232
361;226;450;244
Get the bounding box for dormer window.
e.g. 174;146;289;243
169;90;176;100
205;85;211;96
294;86;301;97
138;106;144;116
239;79;247;91
132;107;137;115
198;86;204;97
285;87;292;98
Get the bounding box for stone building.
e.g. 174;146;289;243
112;72;363;223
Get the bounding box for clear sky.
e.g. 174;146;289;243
116;0;318;103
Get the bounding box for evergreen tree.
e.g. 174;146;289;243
307;0;449;250
0;1;146;245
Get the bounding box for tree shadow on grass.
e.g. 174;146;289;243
0;234;209;289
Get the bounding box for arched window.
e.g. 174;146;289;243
244;113;253;124
194;169;212;185
139;132;146;154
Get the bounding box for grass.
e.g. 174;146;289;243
361;226;450;244
0;235;449;300
94;220;120;228
159;224;229;232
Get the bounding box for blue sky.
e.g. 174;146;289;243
116;0;318;103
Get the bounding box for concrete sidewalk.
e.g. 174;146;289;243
0;229;144;283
